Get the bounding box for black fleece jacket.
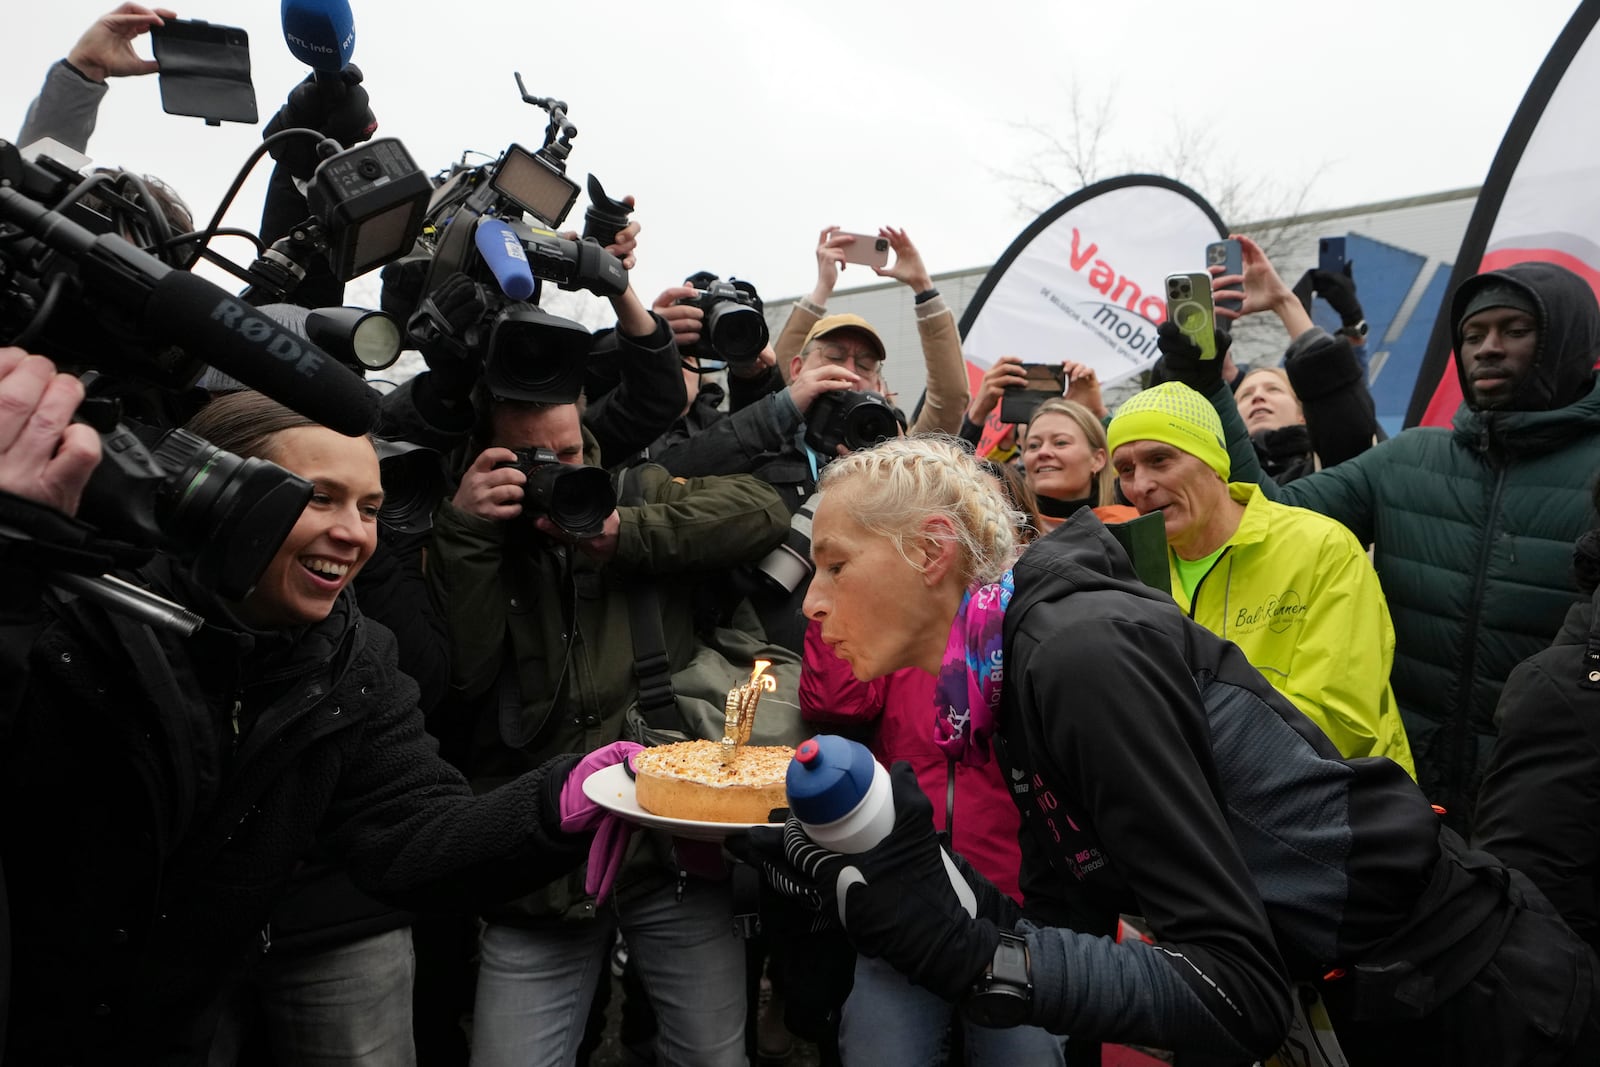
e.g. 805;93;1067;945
0;558;585;1064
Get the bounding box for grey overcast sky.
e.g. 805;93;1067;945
3;1;1584;309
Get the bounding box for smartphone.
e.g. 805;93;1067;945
1165;273;1218;361
998;363;1066;424
1205;238;1243;321
837;232;892;269
149;19;257;125
1318;236;1347;277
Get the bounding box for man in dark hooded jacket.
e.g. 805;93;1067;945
1199;260;1600;829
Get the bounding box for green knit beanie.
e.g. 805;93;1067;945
1107;382;1230;480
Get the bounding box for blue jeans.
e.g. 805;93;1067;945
840;953;1064;1066
254;927;417;1067
471;878;747;1067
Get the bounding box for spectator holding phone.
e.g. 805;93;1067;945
1159;236;1381;485
1180;237;1600;829
1106;381;1414;771
734;226;969;439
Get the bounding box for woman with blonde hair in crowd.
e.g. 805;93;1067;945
736;435;1600;1066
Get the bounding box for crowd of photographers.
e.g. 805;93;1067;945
7;5;1600;1067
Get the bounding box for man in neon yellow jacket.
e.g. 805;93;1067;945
1108;382;1415;776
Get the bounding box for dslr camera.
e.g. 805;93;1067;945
675;275;768;366
804;390;905;456
493;447;617;539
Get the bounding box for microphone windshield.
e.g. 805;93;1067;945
281;0;356;72
146;272;380;436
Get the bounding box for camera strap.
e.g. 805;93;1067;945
614;468;677;727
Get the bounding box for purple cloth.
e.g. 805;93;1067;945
933;572;1013;767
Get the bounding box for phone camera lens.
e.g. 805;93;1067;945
875;239;889;252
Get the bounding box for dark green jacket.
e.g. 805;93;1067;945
1222;262;1600;824
428;454;789;920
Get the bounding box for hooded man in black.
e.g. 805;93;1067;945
1192;260;1600;830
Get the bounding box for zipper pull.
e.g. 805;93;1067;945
231;700;242;756
260;922;272;956
675;867;687;903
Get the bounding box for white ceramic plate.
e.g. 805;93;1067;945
581;763;785;842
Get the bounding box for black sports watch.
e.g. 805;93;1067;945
962;931;1033;1028
1337;319;1369;341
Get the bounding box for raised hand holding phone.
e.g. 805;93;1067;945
1165;273;1218;361
1206;239;1244;322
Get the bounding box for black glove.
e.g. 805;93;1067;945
262;65;379;181
740;762;1001;1002
406;272;489;402
948;849;1022;930
1292;266;1364;329
1155;320;1231;395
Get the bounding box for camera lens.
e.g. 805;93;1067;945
525;463;617;538
152;429;314;600
842;396;903;451
875;238;889;252
705;302;769;363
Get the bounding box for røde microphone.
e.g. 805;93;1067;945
0;181;380;436
281;0;356;73
145;271;381;436
475;217;537;301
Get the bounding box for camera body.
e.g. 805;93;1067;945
804;390;904;456
493;447;617;538
675;278;768;365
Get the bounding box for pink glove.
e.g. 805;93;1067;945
559;741;645;904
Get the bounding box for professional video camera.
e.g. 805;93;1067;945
804;390;905;456
675;274;768;366
0;133;410;629
493;447;617;539
391;77;635;402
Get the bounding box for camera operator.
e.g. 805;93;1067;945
731;226;969;438
0;350;648;1066
429;386;789;1065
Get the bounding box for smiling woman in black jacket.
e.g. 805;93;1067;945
0;365;615;1065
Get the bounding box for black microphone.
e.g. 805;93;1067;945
0;184;379;435
144;271;379;435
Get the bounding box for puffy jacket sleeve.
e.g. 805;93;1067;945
1015;616;1292;1058
1202;371;1383;543
799;619;888;725
907;295;970;436
427;499;511;701
613;468;788;574
1282;327;1378;470
1474;654;1600;950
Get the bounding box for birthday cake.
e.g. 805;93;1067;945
632;740;792;824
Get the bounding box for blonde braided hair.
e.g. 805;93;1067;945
817;436;1022;585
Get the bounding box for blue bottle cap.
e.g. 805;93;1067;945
786;734;877;826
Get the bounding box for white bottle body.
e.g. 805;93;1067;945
800;759;977;917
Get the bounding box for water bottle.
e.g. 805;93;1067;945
785;734;977;916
